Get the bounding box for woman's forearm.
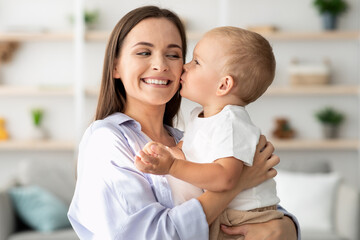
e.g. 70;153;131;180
197;182;245;225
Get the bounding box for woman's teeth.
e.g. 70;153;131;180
143;79;169;85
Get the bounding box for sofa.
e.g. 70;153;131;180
0;159;78;240
277;162;359;240
0;159;358;240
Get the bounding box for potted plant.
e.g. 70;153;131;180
31;108;47;140
315;107;344;138
69;9;100;30
313;0;348;30
84;9;99;29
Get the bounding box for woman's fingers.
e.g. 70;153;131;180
256;135;267;153
220;224;248;236
267;168;278;178
266;154;280;179
266;154;280;168
261;141;274;158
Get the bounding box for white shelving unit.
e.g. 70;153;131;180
1;30;359;151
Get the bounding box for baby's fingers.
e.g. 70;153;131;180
139;150;158;165
143;142;158;156
150;144;171;157
134;156;151;173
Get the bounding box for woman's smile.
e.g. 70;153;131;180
141;76;172;87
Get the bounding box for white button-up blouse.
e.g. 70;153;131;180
68;112;299;240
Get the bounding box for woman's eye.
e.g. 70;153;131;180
194;59;200;65
136;52;151;56
166;54;181;59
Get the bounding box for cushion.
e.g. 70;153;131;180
275;170;340;232
9;185;71;232
277;160;331;173
8;229;79;240
17;159;76;205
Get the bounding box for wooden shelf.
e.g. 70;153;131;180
0;32;73;42
262;31;359;41
0;85;73;97
265;85;360;96
1;31;358;42
85;86;100;96
0;140;75;151
188;31;360;41
0;31;112;42
85;31;110;41
271;139;360;151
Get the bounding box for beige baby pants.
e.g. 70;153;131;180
209;205;284;240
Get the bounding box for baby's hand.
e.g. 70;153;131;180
168;146;185;160
134;142;175;175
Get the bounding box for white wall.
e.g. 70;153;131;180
0;0;359;189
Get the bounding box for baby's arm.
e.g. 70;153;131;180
171;156;244;192
135;142;244;192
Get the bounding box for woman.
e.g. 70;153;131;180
68;6;299;239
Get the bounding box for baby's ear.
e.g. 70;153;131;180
216;75;234;96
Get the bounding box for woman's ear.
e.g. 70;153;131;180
216;75;234;96
113;59;121;79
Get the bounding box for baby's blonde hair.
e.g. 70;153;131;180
207;27;275;104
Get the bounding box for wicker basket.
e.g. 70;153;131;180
290;74;329;85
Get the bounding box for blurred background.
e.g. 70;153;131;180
0;0;359;239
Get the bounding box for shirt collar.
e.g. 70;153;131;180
104;112;182;142
105;112;141;129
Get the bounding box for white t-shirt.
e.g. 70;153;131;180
179;105;279;211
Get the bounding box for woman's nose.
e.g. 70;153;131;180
152;56;169;72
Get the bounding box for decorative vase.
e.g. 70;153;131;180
0;118;9;141
322;124;339;139
31;125;47;140
322;12;337;30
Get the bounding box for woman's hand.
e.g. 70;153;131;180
220;216;297;240
234;135;279;193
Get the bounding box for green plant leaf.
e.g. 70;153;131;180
315;107;344;126
31;109;43;126
313;0;348;15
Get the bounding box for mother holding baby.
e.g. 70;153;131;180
68;5;299;240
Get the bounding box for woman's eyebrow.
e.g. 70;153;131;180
132;42;182;50
168;44;182;50
132;42;153;48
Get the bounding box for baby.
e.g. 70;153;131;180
135;26;283;240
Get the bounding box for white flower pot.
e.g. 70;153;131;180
31;126;47;140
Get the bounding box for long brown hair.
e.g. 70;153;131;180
95;6;187;127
